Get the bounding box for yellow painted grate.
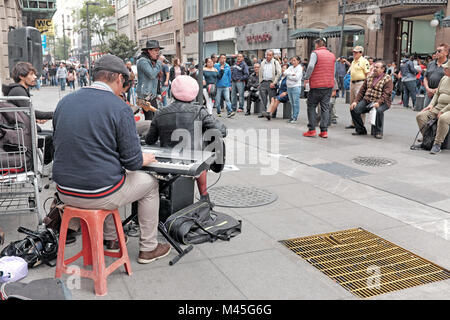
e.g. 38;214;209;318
280;228;450;299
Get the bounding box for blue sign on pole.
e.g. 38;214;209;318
41;34;47;54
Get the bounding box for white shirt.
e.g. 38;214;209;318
285;64;303;88
263;60;273;81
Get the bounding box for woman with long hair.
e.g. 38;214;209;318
67;66;76;91
202;58;219;114
169;57;186;82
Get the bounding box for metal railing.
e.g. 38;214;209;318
0;97;44;229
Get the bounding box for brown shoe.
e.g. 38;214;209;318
104;235;128;253
138;243;171;264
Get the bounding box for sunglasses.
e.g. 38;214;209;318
353;51;362;54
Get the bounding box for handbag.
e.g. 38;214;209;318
164;201;242;245
207;83;217;99
43;193;65;232
410;118;449;151
344;73;351;90
396;79;403;95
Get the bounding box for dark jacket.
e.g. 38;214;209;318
0;100;33;169
53;86;142;197
145;100;227;149
169;66;186;82
399;59;417;81
231;61;249;82
2;83;53;120
246;72;260;91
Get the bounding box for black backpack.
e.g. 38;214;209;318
0;227;59;268
411;118;449;151
164;201;242;245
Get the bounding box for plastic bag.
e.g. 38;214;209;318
0;256;28;283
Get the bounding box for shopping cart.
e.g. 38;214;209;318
0;96;44;230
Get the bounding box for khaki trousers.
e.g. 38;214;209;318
350;81;365;123
416;109;450;145
59;171;160;252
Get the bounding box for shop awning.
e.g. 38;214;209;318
319;25;365;38
444;16;450;28
290;28;321;39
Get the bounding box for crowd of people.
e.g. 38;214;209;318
37;62;90;91
1;36;449;274
146;41;448;153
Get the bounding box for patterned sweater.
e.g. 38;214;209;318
356;73;393;107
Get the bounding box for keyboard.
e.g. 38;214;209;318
141;145;216;176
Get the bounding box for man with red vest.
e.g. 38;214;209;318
303;39;336;138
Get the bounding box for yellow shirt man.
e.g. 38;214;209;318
350;56;370;81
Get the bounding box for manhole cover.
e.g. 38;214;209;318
352;156;396;167
208;185;277;208
280;228;450;299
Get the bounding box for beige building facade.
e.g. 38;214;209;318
294;0;450;63
133;0;183;60
0;0;23;87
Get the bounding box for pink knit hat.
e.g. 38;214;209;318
171;75;199;102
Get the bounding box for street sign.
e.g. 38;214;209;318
41;34;47;55
35;19;54;36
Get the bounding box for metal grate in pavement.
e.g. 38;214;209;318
280;228;450;299
208;185;277;208
352;156;396;168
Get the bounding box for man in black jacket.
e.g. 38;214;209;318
2;62;54;166
145;75;227;203
246;63;261;115
53;54;171;264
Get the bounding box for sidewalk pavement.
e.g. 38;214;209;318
1;86;449;300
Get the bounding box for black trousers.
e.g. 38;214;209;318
39;130;54;165
307;88;332;131
350;100;389;135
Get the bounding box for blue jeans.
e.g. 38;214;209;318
59;78;66;91
231;81;245;111
215;87;232;114
402;80;416;108
287;86;301;120
161;86;169;106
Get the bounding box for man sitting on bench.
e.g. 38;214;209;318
415;60;450;154
350;60;393;139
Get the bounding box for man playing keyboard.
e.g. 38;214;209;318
145;75;227;203
53;54;171;264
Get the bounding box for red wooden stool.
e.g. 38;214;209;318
55;206;132;296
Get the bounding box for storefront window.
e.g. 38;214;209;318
343;33;365;57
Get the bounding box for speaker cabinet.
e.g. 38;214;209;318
8;27;43;77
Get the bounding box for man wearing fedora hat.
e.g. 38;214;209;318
53;54;171;264
136;39;164;120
